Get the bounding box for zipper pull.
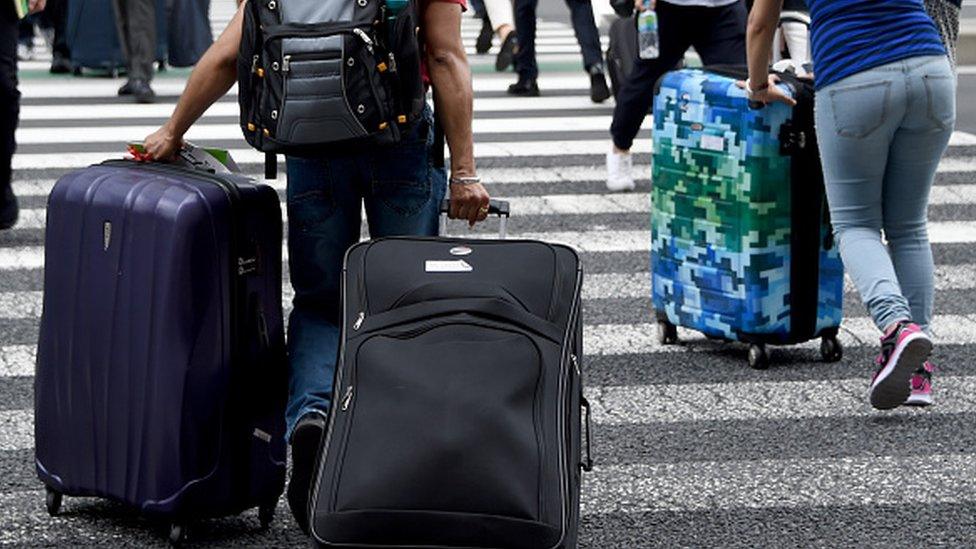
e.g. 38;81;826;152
353;28;375;53
353;28;374;47
340;386;354;411
571;354;580;376
282;54;291;72
353;311;365;331
251;54;259;73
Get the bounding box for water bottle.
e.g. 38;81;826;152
637;1;659;60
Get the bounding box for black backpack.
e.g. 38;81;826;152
237;0;426;168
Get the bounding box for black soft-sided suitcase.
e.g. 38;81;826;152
308;202;589;548
35;160;287;544
67;0;168;75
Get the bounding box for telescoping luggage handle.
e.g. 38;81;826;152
438;199;511;239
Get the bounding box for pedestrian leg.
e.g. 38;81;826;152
0;2;19;229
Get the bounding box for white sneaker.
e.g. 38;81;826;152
606;146;635;192
17;44;33;62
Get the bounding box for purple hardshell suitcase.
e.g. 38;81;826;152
34;160;287;542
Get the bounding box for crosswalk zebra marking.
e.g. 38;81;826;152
9;159;976;200
0;410;34;452
11;182;972;228
3;374;976;453
589;375;976;425
15;116;621;145
18;96;611;121
6;264;976;321
582;314;976;356
5;222;976;270
3;314;976;381
582;454;976;514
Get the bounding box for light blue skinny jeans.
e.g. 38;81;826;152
814;55;956;334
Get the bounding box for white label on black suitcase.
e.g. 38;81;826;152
425;260;473;273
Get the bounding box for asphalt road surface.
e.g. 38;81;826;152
4;1;976;547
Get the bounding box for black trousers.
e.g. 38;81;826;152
610;0;747;150
112;0;156;81
1;2;19;193
514;0;603;80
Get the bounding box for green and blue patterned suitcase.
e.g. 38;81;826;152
650;67;843;369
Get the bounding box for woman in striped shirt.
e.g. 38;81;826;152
746;0;955;410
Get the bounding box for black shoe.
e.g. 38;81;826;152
475;16;493;54
287;413;326;535
0;187;19;230
118;79;134;96
495;32;518;72
50;53;72;75
589;67;611;104
131;79;156;103
507;77;540;97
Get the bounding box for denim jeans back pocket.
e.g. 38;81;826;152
828;80;892;139
286;157;337;234
370;128;432;218
923;73;956;131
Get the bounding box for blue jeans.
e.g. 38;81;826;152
284;106;446;437
815;55;955;333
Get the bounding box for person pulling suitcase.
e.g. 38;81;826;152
605;0;747;191
143;0;491;534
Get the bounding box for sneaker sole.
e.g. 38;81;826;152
903;393;933;407
869;333;933;410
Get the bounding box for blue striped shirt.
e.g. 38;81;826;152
807;0;946;89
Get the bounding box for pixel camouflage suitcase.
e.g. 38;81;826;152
35;160;287;544
308;200;590;548
650;67;844;369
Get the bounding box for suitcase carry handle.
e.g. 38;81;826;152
438;199;510;239
581;395;594;472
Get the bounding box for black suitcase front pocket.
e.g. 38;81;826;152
334;323;544;521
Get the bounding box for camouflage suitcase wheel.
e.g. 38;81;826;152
650;67;844;369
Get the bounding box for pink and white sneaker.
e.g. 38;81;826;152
869;322;933;410
903;361;935;407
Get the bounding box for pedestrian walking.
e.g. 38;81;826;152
924;0;962;68
605;0;747;191
774;0;810;66
45;0;71;73
142;0;490;533
747;0;955;410
471;0;519;71
112;0;157;102
509;0;611;102
2;0;47;231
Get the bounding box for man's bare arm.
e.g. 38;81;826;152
144;2;246;159
425;2;490;225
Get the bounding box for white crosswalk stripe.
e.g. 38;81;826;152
4;221;976;270
5;0;976;545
